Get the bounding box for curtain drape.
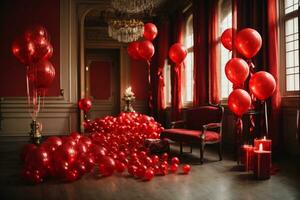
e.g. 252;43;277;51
193;0;209;106
170;12;184;121
193;0;220;106
150;17;169;124
209;0;220;104
237;0;282;151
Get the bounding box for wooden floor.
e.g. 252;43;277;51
0;141;299;200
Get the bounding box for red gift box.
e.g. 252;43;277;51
241;144;254;171
254;136;272;151
144;139;170;154
253;144;271;180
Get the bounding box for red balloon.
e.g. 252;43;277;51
225;58;249;85
171;157;180;165
228;89;251;117
98;156;115;176
27;59;55;90
235;28;262;59
69;132;82;142
78;98;92;113
127;42;142;60
169;163;179;173
20;143;37;162
182;164;191;174
56;143;77;163
136;165;147;178
22;168;44;184
12;36;35;65
115;161;126;173
138;40;155;60
144;169;154;181
31;36;53;63
161;153;169;161
249;71;276;100
169;43;187;64
79;136;92;148
53;158;71;177
128;165;137;176
44;136;62;152
160;164;168;175
76;142;88;157
74;159;87;176
65;169;79;182
221;28;234;51
24;25;49;41
143;23;158;41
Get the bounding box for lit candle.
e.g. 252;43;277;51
253;143;271;180
241;144;254;171
254;136;272;151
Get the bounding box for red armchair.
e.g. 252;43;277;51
160;105;224;164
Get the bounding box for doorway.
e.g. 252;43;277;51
85;48;120;119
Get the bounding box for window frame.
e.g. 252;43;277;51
279;0;300;97
218;0;233;101
182;13;194;108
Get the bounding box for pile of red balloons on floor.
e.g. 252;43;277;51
21;112;191;184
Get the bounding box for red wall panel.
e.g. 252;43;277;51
90;61;111;100
0;0;60;97
130;59;148;100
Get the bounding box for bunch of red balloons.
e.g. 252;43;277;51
12;25;55;117
21;112;191;184
127;23;157;61
12;25;55;94
221;28;276;117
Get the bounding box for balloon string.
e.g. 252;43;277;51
264;101;269;137
235;117;243;164
26;67;33;120
147;60;153;112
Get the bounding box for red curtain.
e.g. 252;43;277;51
209;0;220;104
170;12;184;121
237;0;282;151
150;18;169;124
193;0;220;106
267;0;281;151
193;0;209;106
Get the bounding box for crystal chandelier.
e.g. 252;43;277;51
111;0;155;14
108;19;144;43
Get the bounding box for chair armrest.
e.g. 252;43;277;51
202;123;222;130
170;120;186;128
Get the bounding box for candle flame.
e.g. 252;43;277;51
125;87;132;93
259;143;263;151
263;136;266;140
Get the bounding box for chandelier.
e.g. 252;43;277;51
111;0;155;14
107;19;144;43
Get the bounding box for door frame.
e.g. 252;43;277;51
78;4;131;131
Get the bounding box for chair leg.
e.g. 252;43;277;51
200;142;204;164
180;142;183;154
218;142;222;161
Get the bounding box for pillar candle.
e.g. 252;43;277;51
241;145;254;171
253;144;271;180
254;136;272;151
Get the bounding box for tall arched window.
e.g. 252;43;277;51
219;0;232;99
183;14;194;104
280;0;299;95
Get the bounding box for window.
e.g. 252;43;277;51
163;59;171;104
281;0;299;94
219;0;232;99
183;14;194;104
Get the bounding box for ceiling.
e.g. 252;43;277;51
85;0;191;27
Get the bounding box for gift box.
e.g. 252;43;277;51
144;139;170;154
